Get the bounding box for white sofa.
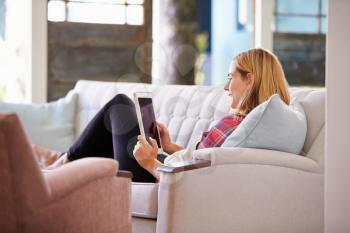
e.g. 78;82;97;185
72;80;325;233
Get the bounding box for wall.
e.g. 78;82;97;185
30;0;47;103
255;0;274;50
325;0;350;232
211;0;253;85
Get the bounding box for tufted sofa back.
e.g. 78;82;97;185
73;80;325;162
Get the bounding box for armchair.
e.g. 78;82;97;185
0;114;132;233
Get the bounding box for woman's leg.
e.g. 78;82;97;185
68;93;157;183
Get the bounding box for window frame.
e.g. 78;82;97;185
274;0;327;34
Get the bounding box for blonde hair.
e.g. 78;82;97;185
234;48;290;117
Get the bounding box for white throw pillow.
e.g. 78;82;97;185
0;91;78;151
221;94;307;155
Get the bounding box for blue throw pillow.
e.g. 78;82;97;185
0;91;77;151
221;94;307;155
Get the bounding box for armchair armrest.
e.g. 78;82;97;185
44;157;119;200
157;159;211;173
117;170;133;178
192;147;321;173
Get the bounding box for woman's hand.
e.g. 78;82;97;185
133;135;163;181
157;122;172;148
31;144;61;168
157;122;184;154
133;135;159;170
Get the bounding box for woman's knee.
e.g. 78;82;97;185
108;94;133;106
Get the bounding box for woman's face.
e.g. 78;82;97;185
224;62;252;109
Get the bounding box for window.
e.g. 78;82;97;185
48;0;144;25
275;0;327;34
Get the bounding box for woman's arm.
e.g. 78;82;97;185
145;159;163;182
133;135;162;181
157;122;184;154
163;143;184;154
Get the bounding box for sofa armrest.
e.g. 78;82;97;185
156;156;324;233
157;159;211;173
44;157;118;200
192;147;321;173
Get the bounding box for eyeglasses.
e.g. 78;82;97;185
226;69;250;82
226;73;234;83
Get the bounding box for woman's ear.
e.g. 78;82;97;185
246;73;254;88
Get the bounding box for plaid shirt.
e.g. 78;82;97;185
197;115;243;149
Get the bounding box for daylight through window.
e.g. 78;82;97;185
48;0;144;25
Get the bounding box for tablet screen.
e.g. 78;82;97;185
138;97;161;147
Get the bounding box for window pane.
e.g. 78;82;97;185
48;0;66;22
321;18;327;34
321;0;328;15
277;0;318;15
69;0;126;3
127;0;144;4
276;16;318;33
67;2;126;24
126;5;143;25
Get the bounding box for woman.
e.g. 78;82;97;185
46;48;290;183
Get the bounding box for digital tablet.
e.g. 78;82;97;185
134;92;163;152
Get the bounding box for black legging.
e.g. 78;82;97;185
67;94;165;183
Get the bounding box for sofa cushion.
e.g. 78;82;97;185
132;217;157;233
131;183;159;219
221;94;307;155
0;91;77;151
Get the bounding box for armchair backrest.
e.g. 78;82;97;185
0;114;49;232
73;81;325;161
